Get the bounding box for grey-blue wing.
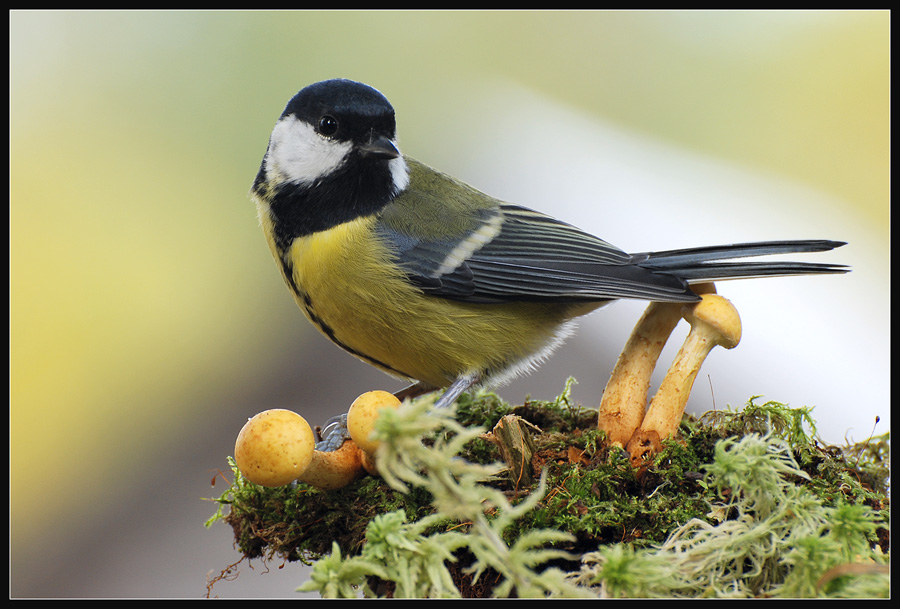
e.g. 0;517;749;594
376;203;696;304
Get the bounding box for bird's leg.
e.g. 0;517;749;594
434;372;481;409
394;373;482;409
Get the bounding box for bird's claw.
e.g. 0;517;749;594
316;413;349;452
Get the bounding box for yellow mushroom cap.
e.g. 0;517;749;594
347;390;402;455
683;294;742;349
234;409;315;487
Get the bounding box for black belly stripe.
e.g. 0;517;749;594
279;253;413;379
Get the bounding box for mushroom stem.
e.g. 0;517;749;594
627;293;742;462
598;283;717;447
296;440;366;490
597;302;683;446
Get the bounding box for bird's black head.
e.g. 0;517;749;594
281;79;398;152
254;79;410;247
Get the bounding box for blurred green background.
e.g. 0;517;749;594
10;11;888;598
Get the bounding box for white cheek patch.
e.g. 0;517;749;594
265;117;352;184
388;154;410;194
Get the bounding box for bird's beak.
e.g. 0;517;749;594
358;134;400;160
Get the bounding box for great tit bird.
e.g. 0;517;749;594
251;78;846;424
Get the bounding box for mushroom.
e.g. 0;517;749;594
347;390;404;476
597;283;716;447
626;293;742;463
234;409;317;487
347;390;403;455
232;391;405;490
234;408;365;490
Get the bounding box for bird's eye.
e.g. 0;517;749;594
317;115;339;136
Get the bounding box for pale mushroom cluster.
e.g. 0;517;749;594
597;284;743;465
234;390;401;490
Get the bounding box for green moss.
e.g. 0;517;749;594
208;462;436;562
207;385;889;598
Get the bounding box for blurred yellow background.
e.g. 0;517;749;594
10;10;888;597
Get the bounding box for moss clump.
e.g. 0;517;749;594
206;384;889;598
208;460;435;562
574;432;889;598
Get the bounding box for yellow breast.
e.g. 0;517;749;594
277;216;600;388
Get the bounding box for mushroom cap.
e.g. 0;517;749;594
682;294;742;349
234;409;316;487
348;390;402;454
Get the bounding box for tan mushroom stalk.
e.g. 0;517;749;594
597;283;716;447
626;293;742;462
298;440;366;490
597;302;683;446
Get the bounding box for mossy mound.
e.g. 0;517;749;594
207;383;889;598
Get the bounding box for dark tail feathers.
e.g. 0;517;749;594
636;240;848;283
